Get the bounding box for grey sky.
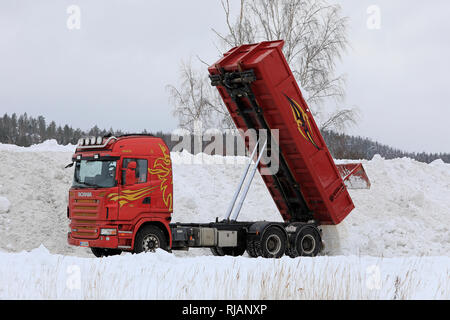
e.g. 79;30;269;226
0;0;449;153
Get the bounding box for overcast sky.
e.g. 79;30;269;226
0;0;449;153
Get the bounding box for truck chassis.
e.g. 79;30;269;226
169;220;322;258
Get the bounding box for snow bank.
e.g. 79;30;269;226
334;155;450;257
0;144;449;299
0;139;76;152
0;246;447;299
0;196;10;214
0;148;85;256
0;148;449;258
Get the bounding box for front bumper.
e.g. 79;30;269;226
67;232;119;248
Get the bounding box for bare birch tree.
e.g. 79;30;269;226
213;0;358;131
169;0;358;132
167;60;227;130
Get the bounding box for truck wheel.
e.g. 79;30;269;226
285;246;298;258
211;246;245;256
259;227;286;258
222;246;246;257
90;247;122;258
210;247;225;256
295;226;321;257
91;247;106;257
246;240;259;258
134;225;168;254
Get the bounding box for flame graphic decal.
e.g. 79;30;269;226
149;144;173;211
107;186;157;208
285;94;320;149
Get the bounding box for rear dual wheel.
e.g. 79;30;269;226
246;240;259;258
246;227;287;258
260;227;286;258
210;246;246;257
291;226;322;257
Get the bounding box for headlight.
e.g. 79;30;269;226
100;228;117;236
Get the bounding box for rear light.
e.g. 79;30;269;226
100;228;117;236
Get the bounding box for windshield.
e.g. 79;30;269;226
73;160;117;188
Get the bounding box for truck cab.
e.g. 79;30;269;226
67;135;173;256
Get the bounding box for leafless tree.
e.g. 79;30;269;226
166;60;231;131
167;56;236;131
169;0;358;132
213;0;358;131
320;108;359;132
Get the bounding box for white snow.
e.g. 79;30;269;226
0;246;447;299
0;196;10;214
0;141;449;299
0;139;76;153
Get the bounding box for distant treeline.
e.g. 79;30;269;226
0;112;449;164
321;130;450;163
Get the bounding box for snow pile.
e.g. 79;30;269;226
0;246;448;299
333;155;450;257
0;145;449;258
0;147;83;255
0;139;76;153
0;196;10;214
0;142;449;299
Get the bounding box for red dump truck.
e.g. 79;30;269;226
67;40;369;258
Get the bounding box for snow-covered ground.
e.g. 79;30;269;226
0;140;449;299
0;246;448;299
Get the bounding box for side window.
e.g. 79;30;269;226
122;158;148;185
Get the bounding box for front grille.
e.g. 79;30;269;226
72;219;96;225
72;212;97;217
70;196;100;238
71;199;99;219
72;225;98;239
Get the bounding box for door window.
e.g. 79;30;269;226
122;158;148;185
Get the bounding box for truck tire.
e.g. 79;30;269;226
90;247;122;258
295;226;321;257
134;225;168;254
246;240;259;258
210;247;225;256
211;246;245;257
285;246;298;258
259;227;286;258
222;246;246;257
91;247;105;257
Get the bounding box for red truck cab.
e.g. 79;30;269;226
67;135;173;256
